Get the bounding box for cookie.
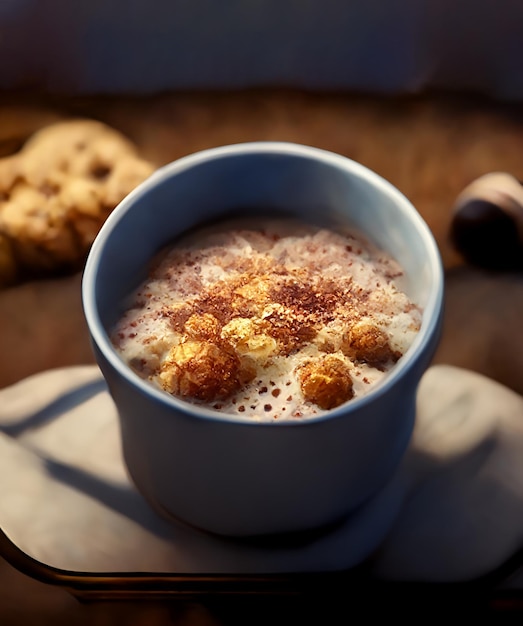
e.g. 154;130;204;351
0;119;155;282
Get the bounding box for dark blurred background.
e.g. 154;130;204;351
1;0;522;99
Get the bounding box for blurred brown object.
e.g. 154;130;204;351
450;172;523;270
0;118;155;287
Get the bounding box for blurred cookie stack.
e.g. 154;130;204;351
0;120;155;287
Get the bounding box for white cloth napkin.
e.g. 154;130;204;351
1;364;522;583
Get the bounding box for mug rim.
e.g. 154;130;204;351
82;141;444;427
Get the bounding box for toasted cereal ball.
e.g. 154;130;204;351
184;313;221;341
221;317;278;359
159;340;242;402
298;355;354;410
342;320;399;368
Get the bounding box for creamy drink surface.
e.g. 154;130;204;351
112;218;422;421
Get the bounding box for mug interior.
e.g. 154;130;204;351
83;142;443;418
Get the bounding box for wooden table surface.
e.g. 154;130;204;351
2;90;523;394
1;89;523;624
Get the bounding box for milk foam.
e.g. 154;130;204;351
112;218;422;421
